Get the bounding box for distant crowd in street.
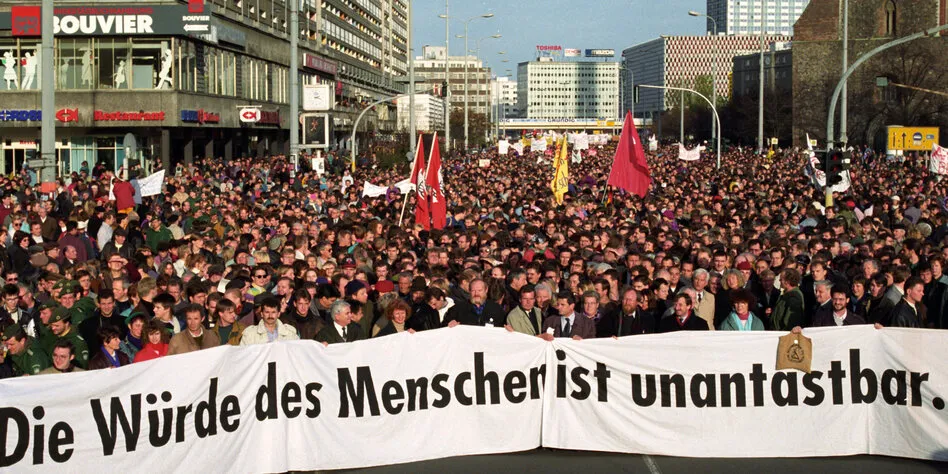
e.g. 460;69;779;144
1;135;944;377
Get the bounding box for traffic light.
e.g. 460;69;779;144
441;81;448;98
824;149;848;186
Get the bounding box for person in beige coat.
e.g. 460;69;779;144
168;305;221;355
692;269;716;330
505;285;544;336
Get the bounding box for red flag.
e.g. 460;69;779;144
426;133;447;229
607;111;651;198
410;134;430;230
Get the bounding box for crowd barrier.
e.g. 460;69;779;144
1;326;946;471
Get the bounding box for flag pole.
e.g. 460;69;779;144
401;133;424;228
398;189;413;227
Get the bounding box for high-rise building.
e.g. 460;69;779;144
412;45;492;118
0;0;408;172
396;94;445;132
491;76;519;120
706;0;810;36
516;61;619;120
621;34;791;120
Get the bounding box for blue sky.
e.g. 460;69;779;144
410;0;708;77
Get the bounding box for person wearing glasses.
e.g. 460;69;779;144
248;266;272;297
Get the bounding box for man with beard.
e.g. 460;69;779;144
444;278;506;327
597;288;654;337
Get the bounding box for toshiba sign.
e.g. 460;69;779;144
4;5;209;36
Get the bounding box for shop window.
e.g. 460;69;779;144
96;137;117;172
56;38;93;90
220;50;236;96
132;41;169;89
97;39;131;89
176;39;196;92
205;47;218;94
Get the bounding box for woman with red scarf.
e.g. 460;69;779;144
719;289;765;331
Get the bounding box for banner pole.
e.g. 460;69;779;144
398;190;412;227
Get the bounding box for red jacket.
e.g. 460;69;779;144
113;180;135;210
133;342;168;363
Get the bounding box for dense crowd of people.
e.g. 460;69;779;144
0;136;943;377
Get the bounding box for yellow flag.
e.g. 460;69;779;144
550;136;569;205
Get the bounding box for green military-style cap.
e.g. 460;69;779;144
48;307;71;324
2;324;22;340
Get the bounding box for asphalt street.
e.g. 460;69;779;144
329;449;946;474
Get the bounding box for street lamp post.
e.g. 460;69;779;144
439;5;450;153
688;10;717;144
455;14;495;152
758;0;766;154
840;0;849;147
639;84;721;169
461;31;500;150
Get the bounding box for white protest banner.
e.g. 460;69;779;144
313;157;326;176
498;140;510;155
930;144;948;175
361;181;389;198
574;134;589;151
531;138;547;153
478;159;491;168
0;327;547;472
393;178;413;194
512;142;524;155
541;327;948;460
571;150;582;164
137;170;165;197
678;143;704;161
362;179;413;198
127;170;166;203
648;137;658;152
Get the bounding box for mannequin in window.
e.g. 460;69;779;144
113;59;127;89
21;51;37;90
2;51;18;90
156;48;173;90
59;58;69;89
80;47;92;87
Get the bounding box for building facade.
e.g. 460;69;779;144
792;0;948;148
0;0;408;175
491;76;519;120
732;43;792;98
707;0;810;36
516;60;619;120
396;94;445;132
621;34;791;120
412;45;491;118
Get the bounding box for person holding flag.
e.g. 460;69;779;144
551;136;569;205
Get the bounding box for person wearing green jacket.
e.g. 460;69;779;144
3;324;50;376
144;217;173;252
40;308;89;369
772;268;805;331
